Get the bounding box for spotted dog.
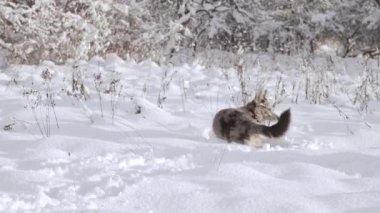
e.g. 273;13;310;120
212;91;291;148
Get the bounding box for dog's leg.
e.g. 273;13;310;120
244;135;263;148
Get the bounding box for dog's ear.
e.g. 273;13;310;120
254;89;267;105
254;90;262;102
261;89;268;104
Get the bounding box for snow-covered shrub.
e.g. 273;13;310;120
23;68;59;137
0;48;7;68
1;0;380;65
0;0;120;64
0;0;192;64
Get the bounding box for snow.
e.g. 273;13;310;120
1;54;380;212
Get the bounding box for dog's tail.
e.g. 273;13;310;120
262;109;291;138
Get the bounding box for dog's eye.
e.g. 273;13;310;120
249;101;256;107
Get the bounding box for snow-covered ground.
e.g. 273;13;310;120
0;54;380;212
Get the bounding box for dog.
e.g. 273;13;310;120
212;90;291;148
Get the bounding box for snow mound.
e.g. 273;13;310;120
0;55;380;212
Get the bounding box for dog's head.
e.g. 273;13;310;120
245;90;279;123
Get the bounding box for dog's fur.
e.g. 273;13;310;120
212;91;291;148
